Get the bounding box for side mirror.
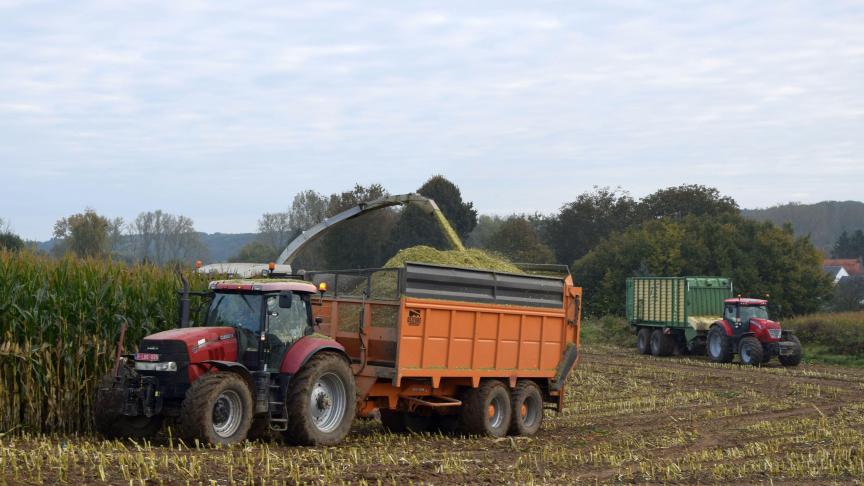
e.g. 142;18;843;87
278;291;293;308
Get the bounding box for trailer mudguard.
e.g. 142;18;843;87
279;335;348;374
550;343;578;391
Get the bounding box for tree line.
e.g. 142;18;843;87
0;177;837;317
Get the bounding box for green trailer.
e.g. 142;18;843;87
626;277;733;356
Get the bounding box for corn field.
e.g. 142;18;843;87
0;250;207;434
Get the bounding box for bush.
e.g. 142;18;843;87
783;312;864;356
580;315;632;347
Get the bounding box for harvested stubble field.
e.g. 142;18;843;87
2;346;864;485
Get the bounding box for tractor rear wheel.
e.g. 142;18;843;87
779;335;803;367
460;380;512;437
738;336;764;366
180;372;254;445
636;328;652;355
650;329;674;357
707;326;733;363
508;380;543;436
283;352;356;446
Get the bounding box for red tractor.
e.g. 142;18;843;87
706;297;803;366
95;278;355;445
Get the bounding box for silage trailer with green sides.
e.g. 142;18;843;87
626;277;733;357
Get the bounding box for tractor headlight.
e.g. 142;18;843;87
134;361;178;372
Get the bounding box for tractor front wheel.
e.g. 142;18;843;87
779;335;803;367
180;372;254;445
707;326;733;363
283;352;356;446
738;336;764;366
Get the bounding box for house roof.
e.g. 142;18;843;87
824;265;848;279
823;258;863;276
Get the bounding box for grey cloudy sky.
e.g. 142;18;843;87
1;0;862;240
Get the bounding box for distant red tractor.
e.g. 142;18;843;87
707;298;802;366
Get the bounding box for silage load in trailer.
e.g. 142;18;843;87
383;245;522;273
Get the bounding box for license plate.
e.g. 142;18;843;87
135;352;160;362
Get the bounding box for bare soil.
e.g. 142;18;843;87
2;345;863;485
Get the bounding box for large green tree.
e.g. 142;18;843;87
389;176;478;252
572;213;832;318
545;187;637;265
831;229;864;260
638;184;739;221
52;209;122;258
484;216;555;264
321;184;396;269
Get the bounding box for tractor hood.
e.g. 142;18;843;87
748;318;782;342
142;326;238;364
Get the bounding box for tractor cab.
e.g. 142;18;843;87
204;279;319;370
722;298;776;337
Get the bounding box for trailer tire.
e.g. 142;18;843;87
636;328;652;355
508;380;543;436
180;372;254;445
707;326;733;363
460;380;512;437
283;352;356;446
738;336;763;366
650;329;674;357
779;335;803;367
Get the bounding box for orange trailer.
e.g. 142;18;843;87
309;263;582;436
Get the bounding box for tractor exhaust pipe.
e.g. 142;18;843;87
178;271;191;328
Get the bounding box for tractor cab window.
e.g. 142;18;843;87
206;293;263;334
738;305;769;322
265;293;309;369
266;294;309;344
724;305;736;321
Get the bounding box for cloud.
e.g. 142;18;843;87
0;0;862;239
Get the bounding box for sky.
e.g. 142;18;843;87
1;1;862;241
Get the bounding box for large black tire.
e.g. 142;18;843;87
180;372;254;445
650;329;674;357
283;352;356;446
779;335;803;367
636;327;652;355
460;380;512;437
94;372;163;440
508;380;543;436
707;326;733;363
738;336;764;366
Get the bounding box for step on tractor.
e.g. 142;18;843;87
95;194;582;445
626;277;802;366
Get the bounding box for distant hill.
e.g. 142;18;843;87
36;232;258;263
742;201;864;255
198;233;257;262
